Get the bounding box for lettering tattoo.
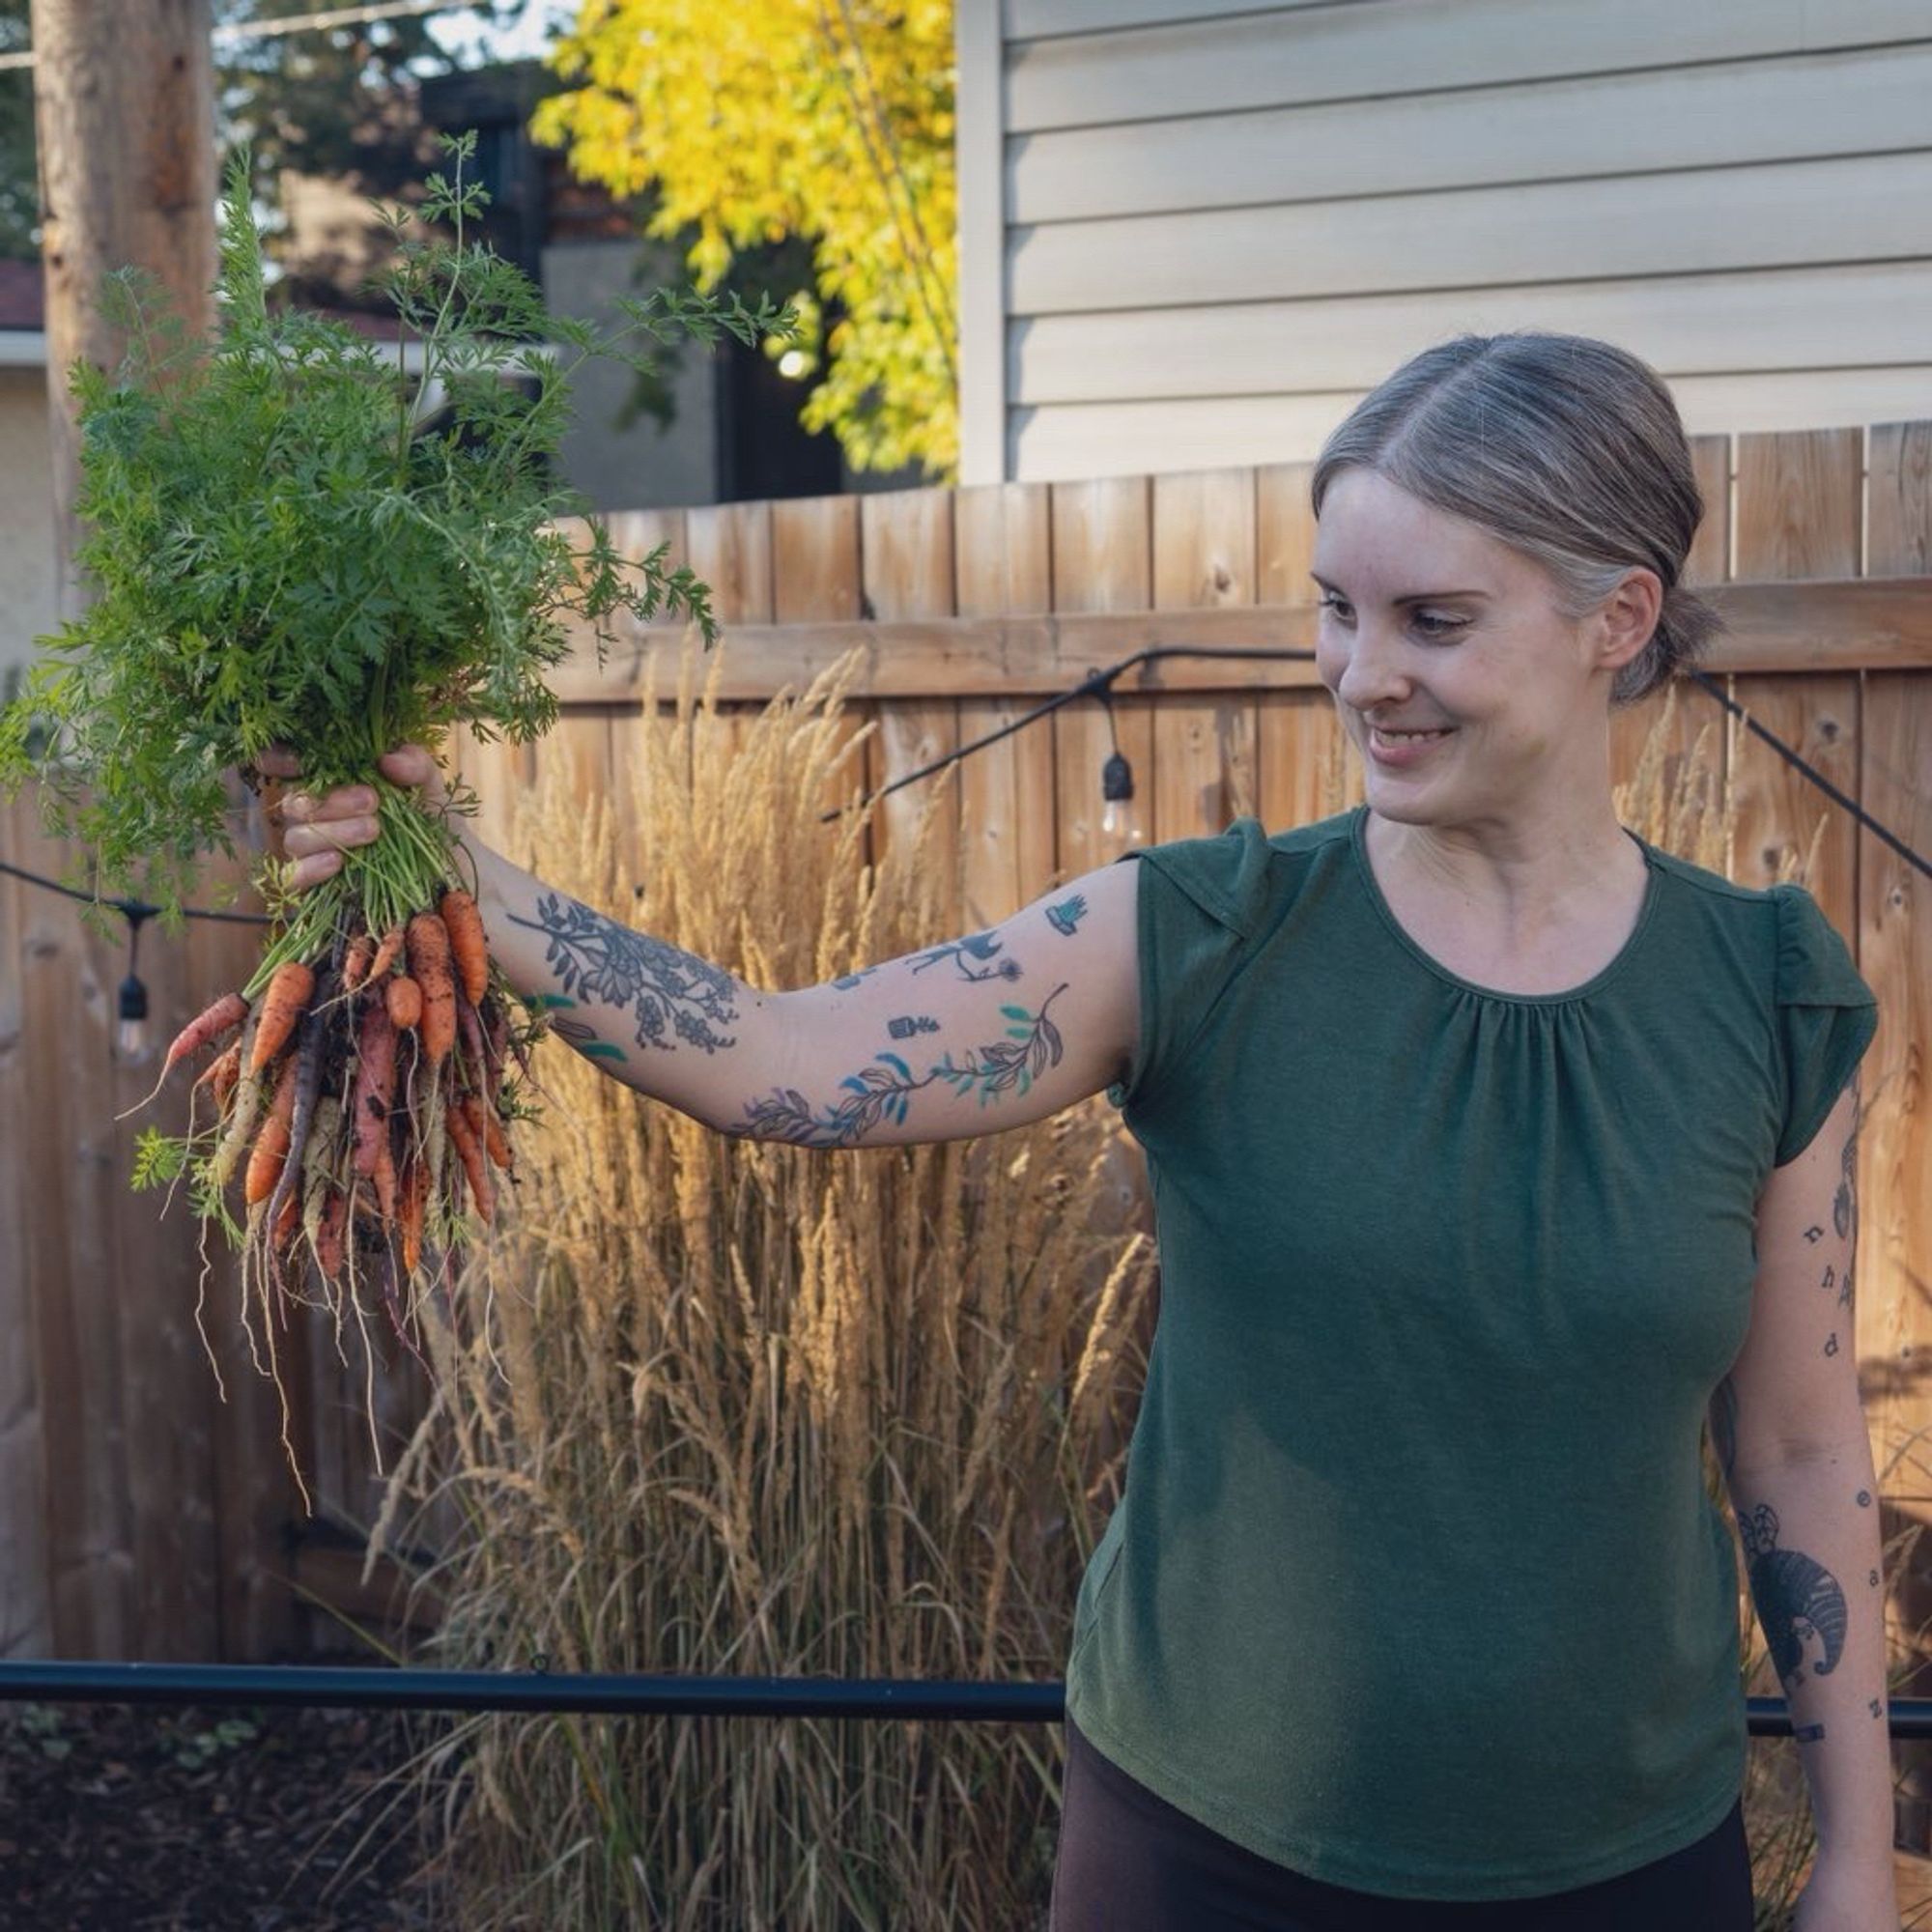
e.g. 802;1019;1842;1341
1803;1226;1824;1244
888;1014;941;1039
728;985;1069;1148
909;932;1021;983
508;894;740;1055
1824;1332;1839;1357
1741;1504;1847;1690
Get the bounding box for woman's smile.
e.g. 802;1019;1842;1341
1366;724;1455;768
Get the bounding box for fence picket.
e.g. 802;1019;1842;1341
1860;454;1932;1500
5;424;1929;1659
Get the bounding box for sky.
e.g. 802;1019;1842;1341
420;1;579;69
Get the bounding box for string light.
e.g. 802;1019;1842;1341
0;648;1925;995
115;902;153;1064
1096;692;1143;846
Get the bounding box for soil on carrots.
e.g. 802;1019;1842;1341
0;1690;441;1930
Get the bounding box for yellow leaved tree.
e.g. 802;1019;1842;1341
532;0;959;479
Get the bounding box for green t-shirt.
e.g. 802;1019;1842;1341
1066;804;1879;1901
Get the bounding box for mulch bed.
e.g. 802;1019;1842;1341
0;1690;443;1930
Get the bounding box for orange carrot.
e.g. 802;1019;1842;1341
315;1186;347;1286
164;991;247;1080
351;1002;397;1180
465;1093;512;1172
399;1155;428;1275
374;1135;398;1226
243;1060;298;1206
341;931;376;992
445;1102;494;1225
407;913;457;1066
248;959;315;1073
270;1184;301;1253
370;924;406;982
385;974;422;1032
195;1039;242;1105
440;889;489;1007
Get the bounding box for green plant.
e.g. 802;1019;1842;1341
14;1703;72;1762
0;128;788;938
164;1713;260;1773
0;129;792;1495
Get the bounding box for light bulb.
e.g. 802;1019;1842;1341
116;971;155;1065
1100;751;1144;844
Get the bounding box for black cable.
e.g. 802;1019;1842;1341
0;855;272;924
1685;671;1931;882
1;651;1924;913
815;647;1316;822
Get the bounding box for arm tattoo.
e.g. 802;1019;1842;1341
909;932;1022;982
508;893;740;1054
728;985;1069;1147
1046;894;1089;936
1833;1107;1859;1312
1741;1503;1847;1690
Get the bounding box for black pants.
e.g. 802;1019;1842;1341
1049;1718;1754;1931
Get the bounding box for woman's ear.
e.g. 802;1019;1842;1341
1595;567;1662;673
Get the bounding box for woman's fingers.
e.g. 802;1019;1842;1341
377;742;446;807
258;742;449;895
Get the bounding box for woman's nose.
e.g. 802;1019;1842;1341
1334;624;1411;712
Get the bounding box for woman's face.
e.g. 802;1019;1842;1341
1311;468;1648;835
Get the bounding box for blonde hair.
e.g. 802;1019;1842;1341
1311;332;1722;705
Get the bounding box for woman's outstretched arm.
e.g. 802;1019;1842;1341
267;743;1142;1149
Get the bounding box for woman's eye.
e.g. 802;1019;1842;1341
1410;611;1467;640
1318;593;1352;620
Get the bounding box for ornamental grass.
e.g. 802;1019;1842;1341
378;641;1153;1930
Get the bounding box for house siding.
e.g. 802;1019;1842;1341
959;0;1932;484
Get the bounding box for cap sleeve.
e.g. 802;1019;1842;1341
1105;816;1273;1115
1770;883;1879;1166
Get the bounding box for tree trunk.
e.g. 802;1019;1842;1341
29;0;215;618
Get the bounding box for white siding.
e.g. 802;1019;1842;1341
960;0;1932;484
0;369;56;683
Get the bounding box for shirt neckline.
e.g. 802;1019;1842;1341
1346;803;1662;1007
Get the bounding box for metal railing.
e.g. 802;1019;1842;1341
2;1661;1925;1739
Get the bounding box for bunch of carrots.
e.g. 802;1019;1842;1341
142;873;537;1412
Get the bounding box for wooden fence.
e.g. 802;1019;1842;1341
2;423;1927;1662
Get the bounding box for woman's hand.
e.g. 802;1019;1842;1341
1792;1848;1900;1930
255;743;447;895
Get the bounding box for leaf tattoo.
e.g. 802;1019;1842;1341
509;893;740;1053
729;984;1069;1147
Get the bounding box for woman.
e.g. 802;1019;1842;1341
267;333;1895;1928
